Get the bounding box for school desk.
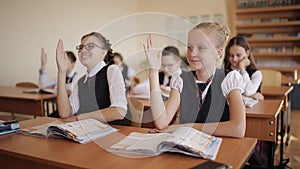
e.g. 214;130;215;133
261;85;293;146
129;96;284;169
0;86;56;117
0;117;256;169
246;99;285;168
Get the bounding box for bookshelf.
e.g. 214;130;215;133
231;0;300;81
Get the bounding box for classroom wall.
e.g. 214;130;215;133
0;0;229;86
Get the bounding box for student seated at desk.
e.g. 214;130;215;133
224;36;264;100
39;48;80;93
225;36;269;168
112;52;136;89
130;46;183;98
55;32;127;125
144;22;246;138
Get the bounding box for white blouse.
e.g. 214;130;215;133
240;70;262;96
69;61;127;115
39;68;81;93
170;70;244;98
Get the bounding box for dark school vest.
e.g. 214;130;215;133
159;72;172;86
76;65;126;125
66;72;77;84
180;69;229;123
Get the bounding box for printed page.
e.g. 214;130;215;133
18;120;62;137
108;132;171;155
53;119;112;137
202;137;222;160
159;126;219;159
167;127;214;152
49;119;117;143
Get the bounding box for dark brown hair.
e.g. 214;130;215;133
81;32;114;65
224;36;257;70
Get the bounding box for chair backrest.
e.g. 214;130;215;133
16;82;39;88
261;69;282;87
127;97;144;127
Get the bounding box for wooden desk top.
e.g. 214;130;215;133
0;117;257;169
282;75;300;85
0;86;56;101
261;86;294;97
246;99;283;119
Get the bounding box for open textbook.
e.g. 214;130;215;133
18;119;117;144
107;126;222;160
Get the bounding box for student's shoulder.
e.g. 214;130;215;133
107;64;121;73
108;64;119;70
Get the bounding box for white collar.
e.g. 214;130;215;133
83;61;106;83
67;68;76;78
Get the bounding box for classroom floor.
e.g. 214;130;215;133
0;110;299;168
274;109;300;169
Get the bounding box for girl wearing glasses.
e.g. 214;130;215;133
56;32;127;125
145;22;246;138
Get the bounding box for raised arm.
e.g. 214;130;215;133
41;48;47;71
56;39;72;118
144;35;180;129
39;48;56;89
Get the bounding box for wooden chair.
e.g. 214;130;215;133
127;97;144;127
16;82;39;88
261;69;282;87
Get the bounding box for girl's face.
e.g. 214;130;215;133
161;55;181;76
186;29;220;75
78;35;107;71
228;45;249;69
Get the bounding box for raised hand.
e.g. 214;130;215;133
55;39;69;73
41;48;47;70
143;35;161;70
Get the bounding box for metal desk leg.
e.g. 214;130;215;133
286;94;291;146
280;110;284;166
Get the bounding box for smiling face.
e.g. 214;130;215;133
186;29;221;76
78;35;107;72
228;44;249;69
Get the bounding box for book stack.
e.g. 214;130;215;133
0;120;20;135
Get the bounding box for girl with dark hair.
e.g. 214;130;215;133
55;32;127;125
224;36;264;100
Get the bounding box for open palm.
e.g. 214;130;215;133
56;39;68;73
143;35;161;70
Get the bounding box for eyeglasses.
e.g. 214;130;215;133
161;63;176;68
76;43;103;52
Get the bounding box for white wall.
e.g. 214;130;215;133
0;0;228;86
